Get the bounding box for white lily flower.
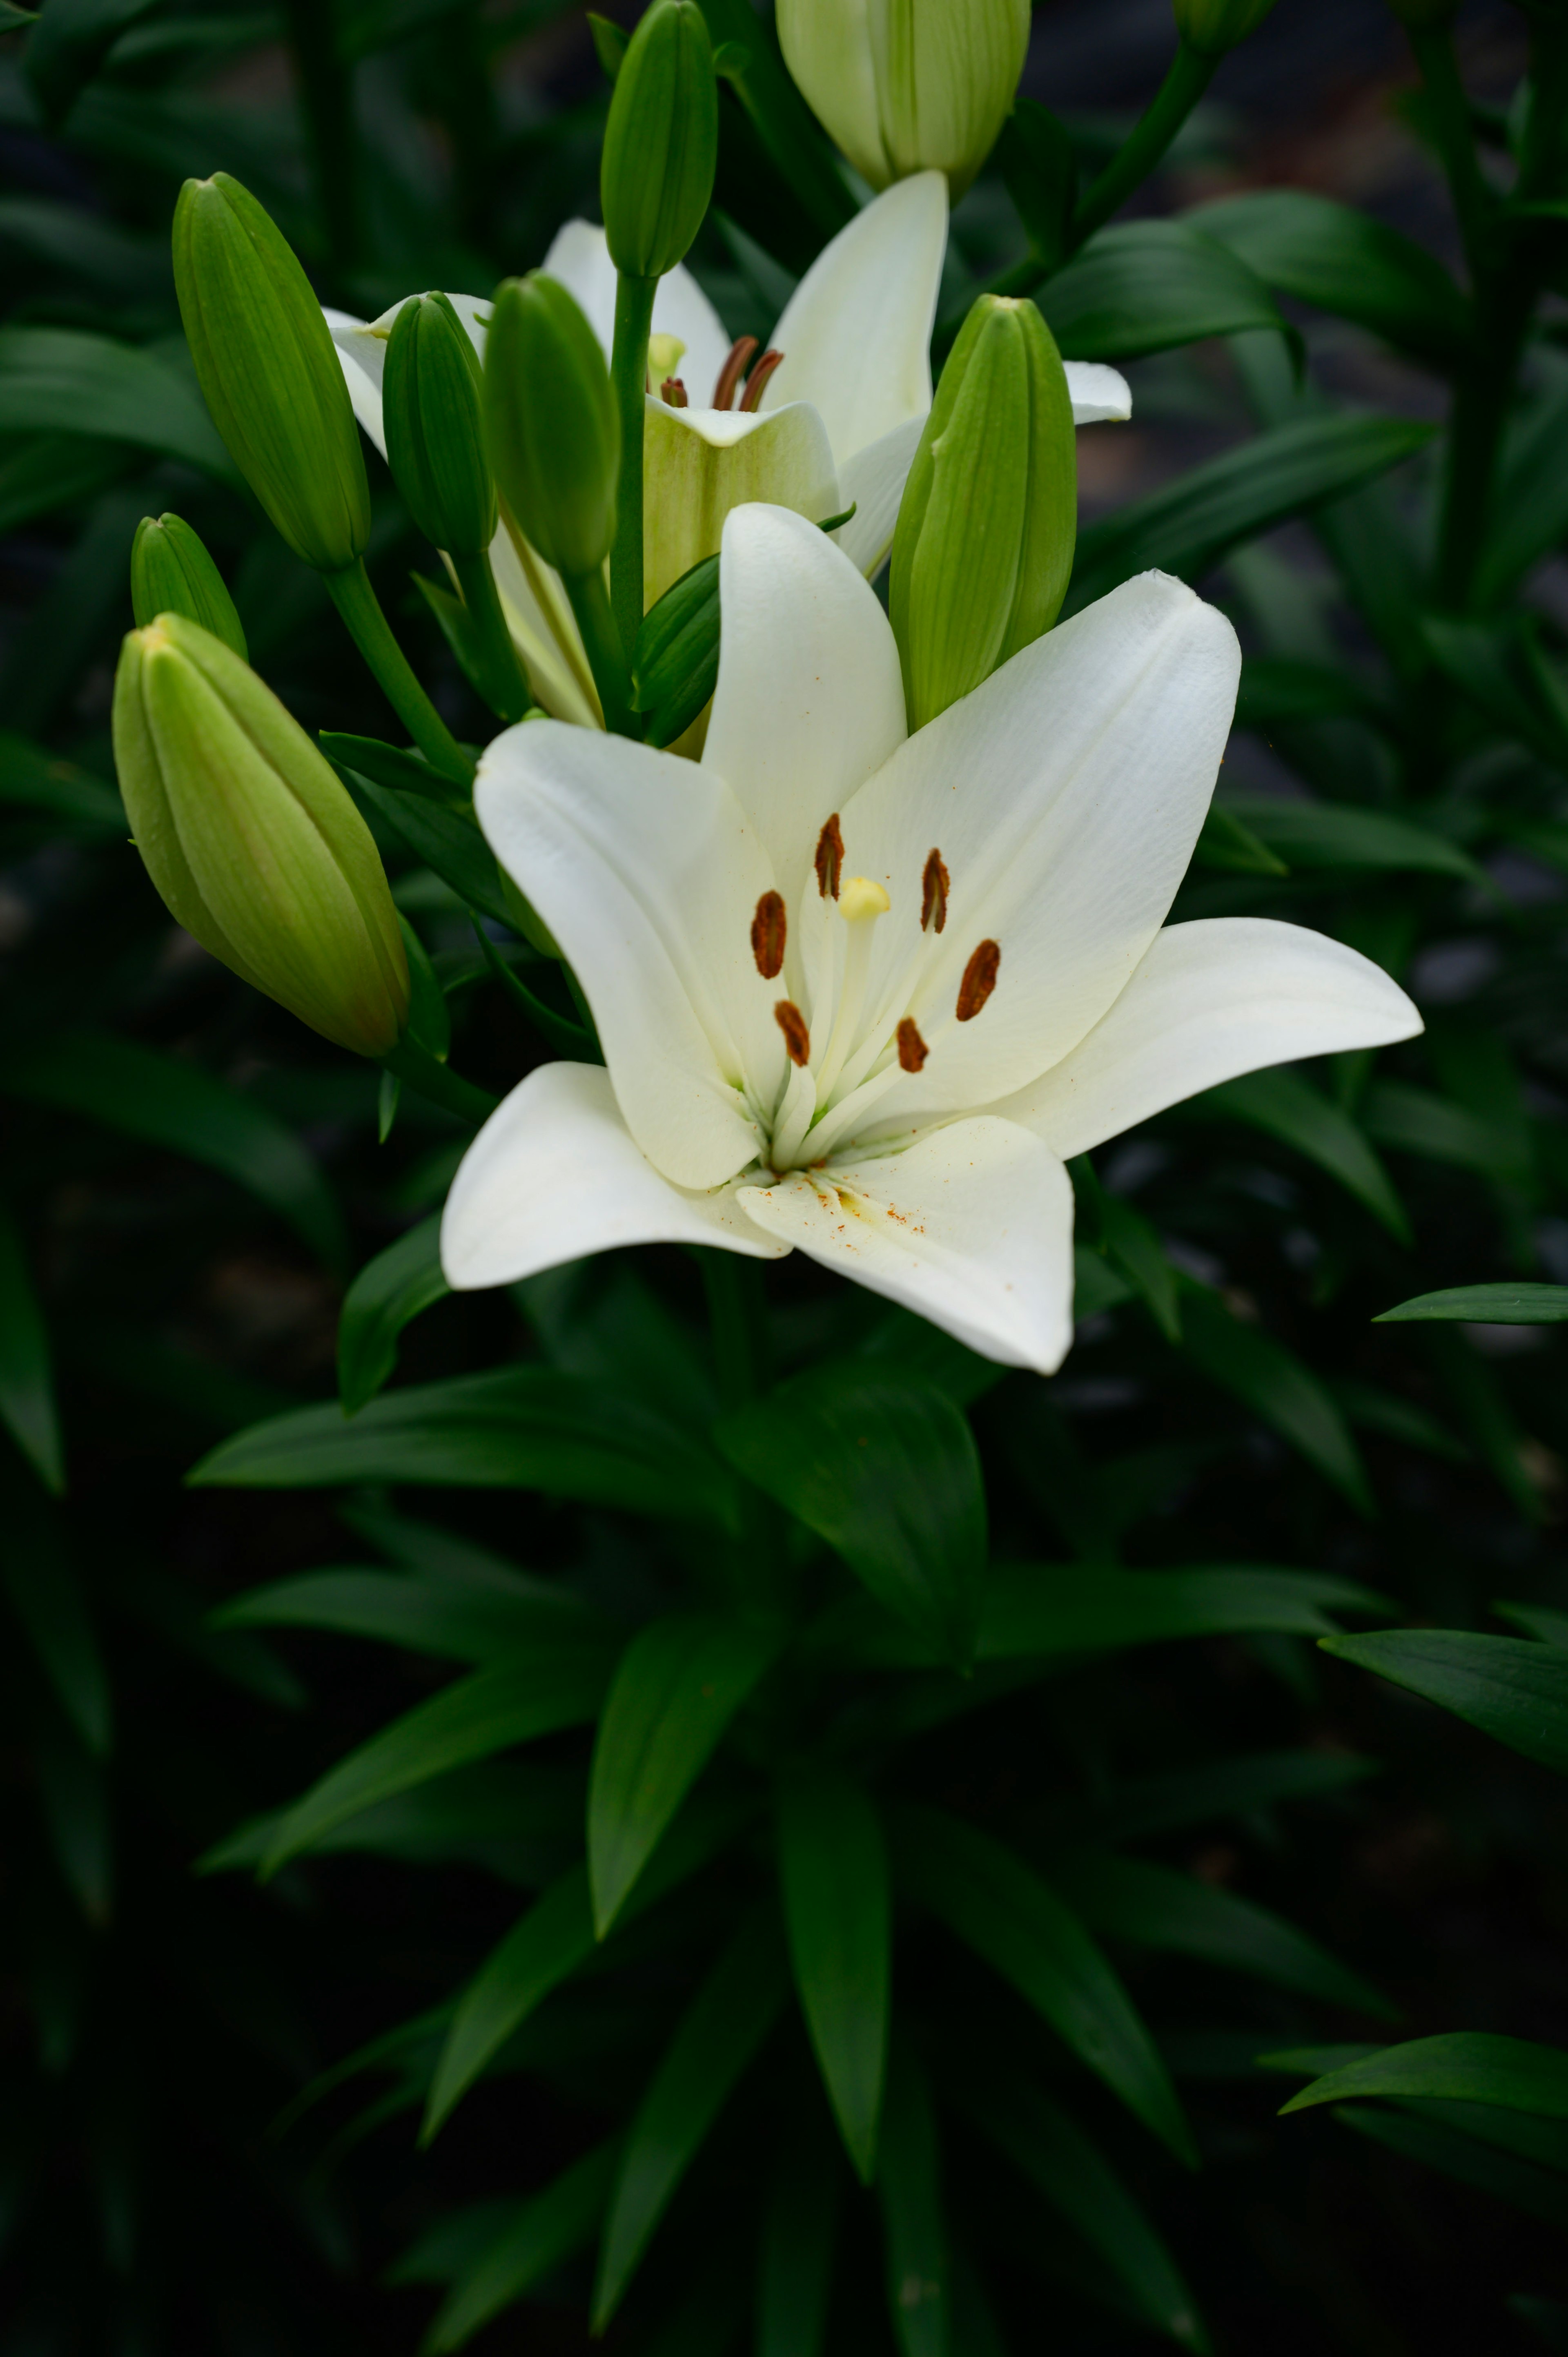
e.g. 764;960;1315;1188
439;506;1421;1373
323;177;1131;727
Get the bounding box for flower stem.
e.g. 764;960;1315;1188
379;1035;498;1127
450;547;532;723
1407;26;1491;276
1069;41;1214;252
609;271;657;662
563;565;639;739
324;560;474;787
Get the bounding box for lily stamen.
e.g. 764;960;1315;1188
956;939;1000;1021
775;999;811;1066
922;849;949;933
738;349;784;413
897;1017;928;1072
713;335;759;411
751;889;786;979
660;376;688;408
815;814;844;899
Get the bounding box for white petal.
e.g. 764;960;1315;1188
441;1062;786;1289
475;721;786;1190
703;504;906;908
643;400;840;609
833;416;925;577
828;571;1241;1127
736;1117;1074;1372
488;523;601;728
1065;361;1133;425
760;172;947;462
987;916;1423;1161
541;221;733;398
539;221;620;354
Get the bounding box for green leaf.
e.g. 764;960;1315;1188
0;1198;62;1493
337;1217;451;1414
213;1561;599;1663
1068;416;1433;612
1053;1851;1396;2016
345;772;512;927
1375;1282;1568;1325
717;1370;986;1666
757;2113;845;2357
1478;364;1568;606
1187;191;1468;365
1234;653;1380;729
1278;2031;1568;2118
876;2044;949;2357
892;1807;1193;2163
3;1476;111;1754
690;0;855;241
0;730;125;839
321;731;470;809
999;100;1076;272
1496;1602;1568;1649
1178;1284;1372;1511
189;1367;742;1531
260;1651;612;1875
0;433;132;538
1060;1746;1377;1844
1362;1081;1525;1186
588;1612;780;1933
423;2143;619;2354
1194;1069;1409;1239
592;1902;790;2328
1216;791;1482;881
1043;221;1296;363
0;327;236;480
1334;2104;1568;2231
776;1766;891;2184
1320;1630;1568;1776
0;1032;346;1272
1193;803;1289;876
22;0;161;122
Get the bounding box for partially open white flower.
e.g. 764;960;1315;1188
323;178;1130;728
440;506;1421;1373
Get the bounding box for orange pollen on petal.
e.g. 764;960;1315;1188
956;939;1000;1021
921;847;949;933
660;376;688;408
775;1000;811;1066
712;335;758;411
814;813;844;900
751;889;786;979
739;348;784;412
896;1017;928;1072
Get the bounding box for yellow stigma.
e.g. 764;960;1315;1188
839;876;890;923
648;332;688;381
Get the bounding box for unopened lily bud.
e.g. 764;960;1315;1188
601;0;717;279
484;272;619;580
131;513;248;659
1173;0;1278;51
383;292;496;559
890;294;1076;731
777;0;1029;198
173;173;370;573
113;614;408;1055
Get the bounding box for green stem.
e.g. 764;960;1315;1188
1520;16;1568;197
1070;42;1214;251
609;272;658;662
451;547;532;724
1436;272;1533;611
699;1249;766;1404
1408;26;1492;277
379;1035;498;1127
564;566;639;739
324;560;474;787
281;0;357;271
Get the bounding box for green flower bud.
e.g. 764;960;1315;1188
382;292;497;559
172;173;370;573
601;0;718;279
777;0;1029;198
484;272;620;580
1172;0;1278;51
113;613;408;1056
889;294;1076;731
130;513;248;660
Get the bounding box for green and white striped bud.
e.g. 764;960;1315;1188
113;614;408;1055
130;513;247;659
382;292;497;559
173;173;370;574
601;0;718;279
1172;0;1278;51
890;293;1076;731
484;272;620;580
777;0;1029;197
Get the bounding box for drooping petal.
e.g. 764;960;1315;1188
441;1062;786;1290
983;916;1423;1161
642;400;840;608
541;220;733;399
703;505;906;909
824;571;1242;1128
736;1116;1074;1371
759;172;947;463
475;721;786;1190
1065;361;1132;424
833;415;925;576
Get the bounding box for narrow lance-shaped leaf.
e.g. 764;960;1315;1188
423;2143;619;2355
1042;220;1298;364
1276;2032;1568;2120
877;2041;949;2357
1178;1284;1373;1513
1194;1068;1409;1240
3;1475;111;1754
214;1562;599;1664
1321;1630;1568;1776
1375;1282;1568;1325
757;2108;846;2357
0;1197;63;1492
337;1216;451;1414
776;1766;892;2184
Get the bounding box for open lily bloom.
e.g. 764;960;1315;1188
324;175;1131;727
441;506;1421;1374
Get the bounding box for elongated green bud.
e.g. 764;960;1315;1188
601;0;717;278
890;294;1076;731
173;173;370;573
130;513;247;659
484;273;619;580
383;292;496;559
777;0;1029;197
113;614;408;1055
1172;0;1278;50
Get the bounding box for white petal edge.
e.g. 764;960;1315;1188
833;416;925;576
760;172;947;462
1065;361;1133;425
441;1062;786;1290
541;220;733;400
986;916;1423;1161
736;1117;1076;1373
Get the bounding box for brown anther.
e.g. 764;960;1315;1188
956;939;1000;1022
751;889;786;979
896;1017;929;1073
921;848;949;934
738;348;784;413
712;335;759;412
775;1000;811;1066
814;813;844;900
660;376;688;408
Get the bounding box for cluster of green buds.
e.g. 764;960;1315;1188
131;513;248;659
890;293;1077;730
776;0;1030;196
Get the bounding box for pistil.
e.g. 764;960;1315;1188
814;874;889;1100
